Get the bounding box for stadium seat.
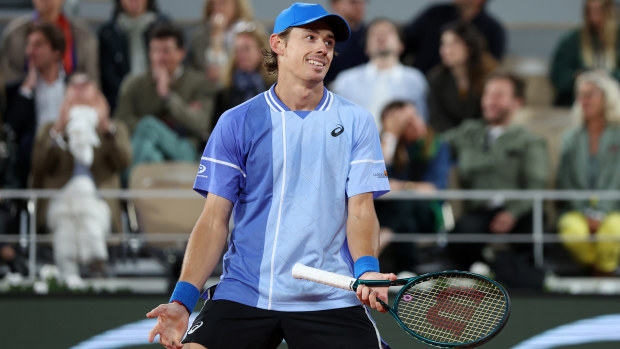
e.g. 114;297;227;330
128;161;204;247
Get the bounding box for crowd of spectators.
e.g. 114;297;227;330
1;0;619;287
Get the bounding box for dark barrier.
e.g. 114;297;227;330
2;294;620;349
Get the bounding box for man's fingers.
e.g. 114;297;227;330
148;326;159;343
146;304;165;318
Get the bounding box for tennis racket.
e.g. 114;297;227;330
292;263;510;348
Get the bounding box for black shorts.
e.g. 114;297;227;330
182;300;387;349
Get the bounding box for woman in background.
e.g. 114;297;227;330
99;0;169;111
188;0;255;86
550;0;620;106
427;21;497;133
212;24;275;125
556;71;620;276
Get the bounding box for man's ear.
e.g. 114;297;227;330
270;33;285;55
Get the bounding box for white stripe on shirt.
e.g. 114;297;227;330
201;157;247;177
350;159;385;165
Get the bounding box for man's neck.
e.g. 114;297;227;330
274;76;324;111
39;64;60;84
39;10;62;23
371;54;399;71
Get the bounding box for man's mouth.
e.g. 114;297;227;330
307;59;326;67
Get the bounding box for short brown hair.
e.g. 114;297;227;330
487;72;526;101
26;22;66;55
262;28;292;75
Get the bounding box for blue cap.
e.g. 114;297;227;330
273;3;351;42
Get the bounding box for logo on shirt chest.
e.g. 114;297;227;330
331;124;344;137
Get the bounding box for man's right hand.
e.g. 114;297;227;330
21;60;38;92
147;302;190;349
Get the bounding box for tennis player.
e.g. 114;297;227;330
147;3;396;348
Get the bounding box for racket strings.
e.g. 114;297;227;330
395;274;507;345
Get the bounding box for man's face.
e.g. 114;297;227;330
331;0;366;27
121;0;148;17
149;37;185;74
365;20;402;59
25;30;61;70
272;21;335;85
32;0;65;15
482;78;521;125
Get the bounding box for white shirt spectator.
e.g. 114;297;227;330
332;62;428;131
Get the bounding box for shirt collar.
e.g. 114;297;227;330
264;84;333;113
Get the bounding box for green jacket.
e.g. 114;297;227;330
556;125;620;213
114;67;216;147
444;119;550;218
550;28;620;106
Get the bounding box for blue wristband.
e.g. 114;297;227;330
354;256;380;279
169;281;200;314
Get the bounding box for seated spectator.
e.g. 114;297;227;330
187;0;256;86
376;100;451;273
332;18;428;131
114;23;215;180
212;24;275;124
402;0;505;74
556;71;620;276
98;0;169;111
4;22;67;188
0;0;98;84
444;72;550;288
324;0;369;85
550;0;620;106
30;73;131;281
428;21;498;133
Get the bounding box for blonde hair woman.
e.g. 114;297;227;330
187;0;256;85
556;70;620;276
551;0;620;106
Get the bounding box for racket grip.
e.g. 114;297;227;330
292;263;357;291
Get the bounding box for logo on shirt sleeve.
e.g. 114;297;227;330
373;170;388;179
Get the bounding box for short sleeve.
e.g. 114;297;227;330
193;110;246;203
346;109;391;198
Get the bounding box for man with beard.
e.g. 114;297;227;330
332;18;428;131
443;73;549;283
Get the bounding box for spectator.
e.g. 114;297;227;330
444;73;549;287
376;100;451;273
114;23;215;179
4;22;67;188
428;21;498;133
332;18;428;131
324;0;369;85
556;71;620;276
187;0;256;86
98;0;169;111
0;0;98;84
30;73;131;280
212;24;275;124
402;0;505;74
550;0;620;106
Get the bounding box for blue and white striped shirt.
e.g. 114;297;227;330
194;84;390;311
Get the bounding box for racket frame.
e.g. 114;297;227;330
387;271;511;348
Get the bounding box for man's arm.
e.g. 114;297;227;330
347;192;396;313
147;193;232;349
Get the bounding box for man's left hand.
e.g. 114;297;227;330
355;271;397;313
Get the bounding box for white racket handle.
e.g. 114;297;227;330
292;263;357;291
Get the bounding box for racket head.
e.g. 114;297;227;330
391;271;510;348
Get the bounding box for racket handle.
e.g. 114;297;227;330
292;263;357;291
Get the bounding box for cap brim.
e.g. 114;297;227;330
291;14;351;42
